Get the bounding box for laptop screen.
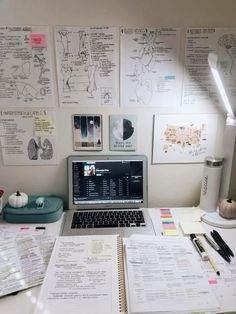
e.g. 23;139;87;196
67;155;148;210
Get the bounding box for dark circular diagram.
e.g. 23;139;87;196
112;118;134;141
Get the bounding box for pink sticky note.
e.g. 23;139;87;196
29;33;46;47
208;279;218;284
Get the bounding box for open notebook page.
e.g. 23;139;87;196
34;234;125;314
124;235;219;314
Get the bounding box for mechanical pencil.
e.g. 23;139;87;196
207;253;220;276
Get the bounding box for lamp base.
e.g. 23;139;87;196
201;210;236;228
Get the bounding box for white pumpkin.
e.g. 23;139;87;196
219;198;236;219
8;191;28;208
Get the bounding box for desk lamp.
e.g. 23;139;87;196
201;52;236;228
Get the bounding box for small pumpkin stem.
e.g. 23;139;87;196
16;191;21;196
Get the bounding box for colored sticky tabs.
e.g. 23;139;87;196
160;208;178;236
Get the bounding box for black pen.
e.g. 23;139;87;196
203;234;231;263
210;231;229;259
211;230;234;258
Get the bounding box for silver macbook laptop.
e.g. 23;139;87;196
62;155;155;237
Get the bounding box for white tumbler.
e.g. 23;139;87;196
199;156;223;212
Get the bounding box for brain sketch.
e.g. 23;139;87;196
218;34;236;50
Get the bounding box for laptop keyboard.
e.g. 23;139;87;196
71;210;146;229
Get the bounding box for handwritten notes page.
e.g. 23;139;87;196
54;26;118;107
0;109;58;165
34;235;124;314
0;26;54;108
124;235;219;314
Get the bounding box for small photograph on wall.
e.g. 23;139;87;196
109;115;137;151
152;114;218;164
73;114;102;151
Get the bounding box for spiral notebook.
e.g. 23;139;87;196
34;234;220;314
34;234;126;314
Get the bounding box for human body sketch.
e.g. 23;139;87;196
120;27;181;107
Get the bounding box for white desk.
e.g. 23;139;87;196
0;208;236;314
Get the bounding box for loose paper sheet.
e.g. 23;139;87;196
0;233;54;297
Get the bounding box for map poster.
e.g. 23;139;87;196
0;110;58;165
152;114;218;164
0;25;54;107
109;115;137;151
54;26;119;107
73;114;102;151
120;27;181;107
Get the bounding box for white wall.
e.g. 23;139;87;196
0;0;235;208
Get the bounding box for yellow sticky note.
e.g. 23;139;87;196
179;220;205;235
33;115;55;136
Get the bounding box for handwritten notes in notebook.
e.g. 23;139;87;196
34;235;126;314
124;235;219;314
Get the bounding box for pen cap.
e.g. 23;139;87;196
199;156;223;213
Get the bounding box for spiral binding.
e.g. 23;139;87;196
117;236;127;313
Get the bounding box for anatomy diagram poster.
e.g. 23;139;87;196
0;26;54;107
54;26;119;107
152;114;218;164
120;27;181;107
182;28;236;108
0;110;58;165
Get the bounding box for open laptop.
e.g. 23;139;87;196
62;155;155;237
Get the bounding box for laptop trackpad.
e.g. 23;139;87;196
90;229;124;237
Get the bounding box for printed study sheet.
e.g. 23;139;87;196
0;25;54;107
54;26;119;107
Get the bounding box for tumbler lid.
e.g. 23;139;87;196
205;156;223;167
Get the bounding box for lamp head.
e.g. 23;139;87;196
208;52;235;119
208;52;218;70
